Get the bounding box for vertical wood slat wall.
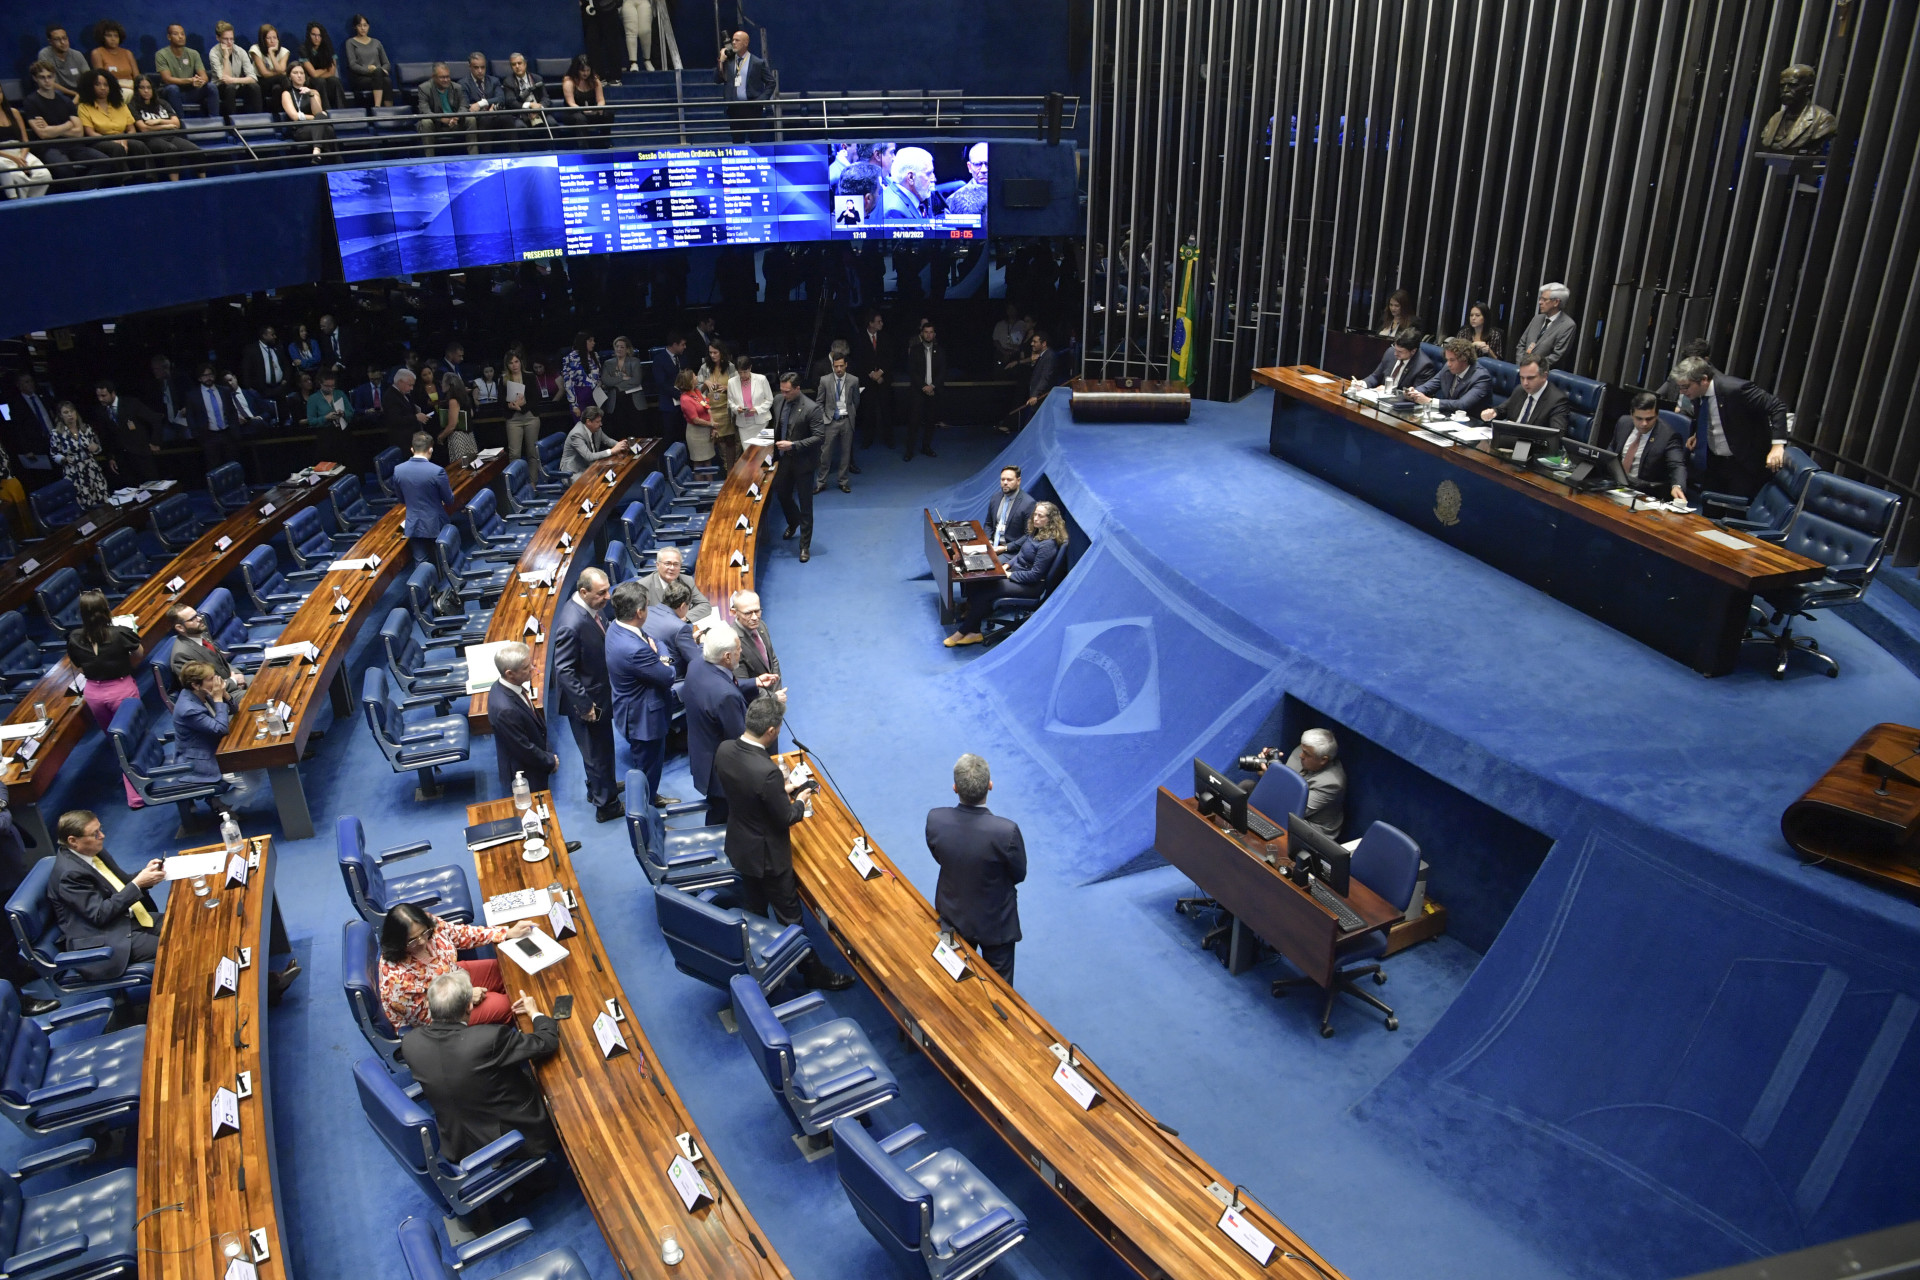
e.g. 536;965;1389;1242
1082;0;1920;523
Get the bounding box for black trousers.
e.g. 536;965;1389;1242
725;102;765;143
740;864;804;926
773;449;815;537
856;379;891;448
114;449;160;485
568;713;617;810
129;929;160;965
958;579;1042;633
906;388;939;456
969;939;1015;984
1702;449;1770;502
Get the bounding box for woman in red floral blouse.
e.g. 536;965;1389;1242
378;902;530;1029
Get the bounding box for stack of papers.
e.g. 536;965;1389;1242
483;888;553;925
1696;528;1756;552
163;852;225;881
477;447;505;461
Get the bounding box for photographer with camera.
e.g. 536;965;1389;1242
1239;728;1345;841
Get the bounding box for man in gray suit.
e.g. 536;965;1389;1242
635;544;712;621
560;405;629;476
1241;728;1346;841
814;352;861;494
1511;282;1577;371
773;373;826;562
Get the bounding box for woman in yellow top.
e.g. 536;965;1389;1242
75;70;150;181
88;21;140;98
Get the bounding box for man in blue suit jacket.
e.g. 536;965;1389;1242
650;335;687;436
1408;338;1494;416
643;580;703;678
924;753;1027;983
550;569;620;822
1360;330;1435;394
681;622;754;825
607;581;677;808
393;432;459;564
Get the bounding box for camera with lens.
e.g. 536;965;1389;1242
1236;748;1280;773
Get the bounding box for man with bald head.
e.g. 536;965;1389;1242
551;568;622;822
945;142;988;216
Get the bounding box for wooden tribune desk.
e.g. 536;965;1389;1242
215;456;506;838
0;494;153;617
784;755;1344;1280
1783;722;1920;898
138;834;293;1278
1254;366;1825;675
468;443;660;735
694;443;777;627
922;512;1005;626
1;472;341;851
1153;790;1402;981
466;795;790;1279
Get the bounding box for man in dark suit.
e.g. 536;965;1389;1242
316;313;352;373
903;320;947;461
488;642;558;799
682;623;753;824
985;465;1037;552
393;432;458;564
386;369;435;453
185;363;248;473
1477;355;1569;438
350;363;387;431
729;590;780;685
607;580;677;809
634;545;712;621
167;602;248;696
644;579;704;678
924;754;1027;983
87;379;164;485
49;809;162;983
402;970;561;1161
1408;338;1494;417
241;324;291;405
144;355;193;443
551;568;620;822
4;371;60;488
1611;392;1689;502
1360;329;1434;393
715;28;775;142
848;311;892;452
773;373;825;562
1669;356;1789;501
711;696;853;990
814;352;861;493
650;334;687;437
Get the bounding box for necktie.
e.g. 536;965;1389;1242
89;856;154;928
735;56;748;99
372;384;381;410
1624;430;1646;475
835;376;846;417
751;627;769;668
1521;392;1537;424
594;611;606;633
31;398;50;435
206;386;227;431
1704;392;1730;456
264;344;280;384
1389;359;1405;388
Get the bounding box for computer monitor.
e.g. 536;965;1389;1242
1560;436;1632;493
1193;758;1250;834
1286;812;1351;895
1488;419;1562;466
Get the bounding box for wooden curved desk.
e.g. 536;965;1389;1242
1782;723;1920;897
782;754;1344;1280
0;472;342;850
467;443;661;736
693;444;777;627
0;495;153;617
214;456;506;837
466;795;791;1279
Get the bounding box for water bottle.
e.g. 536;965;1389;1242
32;702;47;725
266;703;287;735
222;812;244;861
513;771;532;814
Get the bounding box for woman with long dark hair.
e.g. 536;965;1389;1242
67;590;146;807
128;75;199;179
1457;300;1504;360
561;330;599;418
696;342;730;468
250;24;293;109
301;22;346;110
1376;289;1418;337
946;501;1069;646
280;62;339;160
500;351;538;461
438;373;478;465
343;14;392;107
562;54;612;146
75;69;150;181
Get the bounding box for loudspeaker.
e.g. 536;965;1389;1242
1003;179;1052;209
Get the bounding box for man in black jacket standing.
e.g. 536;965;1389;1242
903;319;946;461
550;569;621;821
1669;355;1790;501
715;28;774;142
403;969;561;1160
773;373;825;562
712;696;852;990
488;642;558;797
924;754;1027;983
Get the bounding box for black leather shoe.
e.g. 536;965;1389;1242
267;958;302;1003
20;995;58;1017
902;453;914;462
782;525;797;539
809;966;855;992
838;481;851;493
565;840;583;853
813;483;825;494
595;802;624;823
848;463;863;474
798;542;811;563
922;447;938;458
652;793;681;806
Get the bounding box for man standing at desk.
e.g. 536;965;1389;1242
924;754;1027;983
1407;339;1493;417
1668;355;1789;501
50;809;162;982
985;465;1035;552
551;568;621;823
773;373;824;563
1512;283;1577;371
608;580;677;810
1477;356;1569;437
1241;729;1346;841
393;431;459;564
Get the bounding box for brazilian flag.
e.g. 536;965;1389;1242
1170;245;1198;386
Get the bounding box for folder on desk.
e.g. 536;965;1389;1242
465;817;526;852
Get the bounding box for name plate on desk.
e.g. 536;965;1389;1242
134;489;152;503
524;616;543;639
212;956;240;999
224;1259;259;1280
666;1154;713;1210
224;855;249;888
78;521;97;536
931;939;969;981
215;536;233;551
1051;1058;1100;1110
593;1011;629;1059
333;592;352;613
258;503;275;518
1217;1206;1275;1265
547;899;576;939
165;575;187;593
735;514;751;530
18;558;38;574
728;549;746;568
211;1085;240;1138
604;468;618;485
559;531;573;549
747;483;761;500
579;499;595;515
848;837;880;880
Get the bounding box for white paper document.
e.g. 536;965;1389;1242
164;852;226;881
0;722;48;743
262;642;320;662
1695;528;1756;552
482;888;553;926
330;558;372;572
495;927;569;975
464;641;517;693
1303;373;1337;385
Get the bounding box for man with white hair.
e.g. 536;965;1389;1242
883;146;942;220
1512;283;1577;371
730;590;780;685
946;142;988;216
1243;728;1346;841
400;969;561;1161
635;544;712;620
489;642;562;806
681;622;751;824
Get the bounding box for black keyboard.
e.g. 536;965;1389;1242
1308;879;1364;932
1246;810;1281;841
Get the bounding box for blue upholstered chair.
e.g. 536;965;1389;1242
1272;821;1421;1036
978;543;1070;643
654;884;811;995
207;462;251;513
353;1058;551;1220
379;609;469;699
1747;472;1902;679
404;562;489;644
1480;358;1519;399
1703;445;1818;535
372;447;406;503
343;919;407;1069
197;586;277;661
92;528;155;596
33;568;85;632
107;698;229;828
397;1215;589;1280
1546;369;1603;443
332;472;393;531
0;610;55;696
462;490;534;556
1248;761;1310;825
239;544;323;620
625;772;732;890
433;528;516;605
662;442;723;505
831;1115;1029;1280
363;668;470;799
499;461;555;520
29;480;83;531
283;506;356;571
147;492;206;551
337;815;475;925
4;861;152;1005
0;981;144;1140
642;473;707;533
0;1138;140;1280
602;540;635;586
729;976;899;1145
533;434;569;493
620;500;696;560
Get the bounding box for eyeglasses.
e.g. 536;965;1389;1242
406;930;433;949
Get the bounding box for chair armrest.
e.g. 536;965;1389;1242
51;946;114;967
0;669;45;688
11;1138;97;1178
1698;490;1749;518
397;694;454;715
456;1128;526;1174
34;640;67;654
769;990;827;1022
452;1219;536;1267
876;1124;927;1157
809;1066;877;1100
413;664;457;678
659;846;720;868
1828;562;1870;584
374;839;433;863
37;997;115;1029
947;1207;1017;1252
658;799;707;819
5;1233;89;1274
246;614;285;626
286;568;328;583
398;726;451;744
228;642;266;654
755;923;805;962
146;763;194;778
26;1076;98;1106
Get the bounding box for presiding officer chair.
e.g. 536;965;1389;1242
1745;471;1901;680
1703;445;1818;536
336;815;475;925
831;1115;1030;1280
729;976;900;1150
397;1215;588;1280
0;1138;140;1280
1271;822;1421;1037
353;1058;551;1224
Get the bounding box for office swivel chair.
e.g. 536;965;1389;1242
730;976;900;1149
1272;822;1421;1037
6;862;154;1005
1176;764;1308;955
0;981;146;1140
1744;471;1900;679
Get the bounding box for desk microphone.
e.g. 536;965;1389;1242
234;1011;249;1050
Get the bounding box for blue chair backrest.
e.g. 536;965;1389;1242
642;473;674;519
404;562;444;624
0;611;42;681
728;974;794;1102
503;460;536;507
285;508;333;565
396;1217;456;1280
5;860;61;981
149;493;201;548
333;472;375;524
1419;342;1444;371
29;479;80;529
605;541;633;585
1481;358;1519;399
1351;822;1421;912
433;527;469;579
362;668;399;750
108;696;166;782
353;1055;441;1182
620;501;649;552
34;567;84;631
200;587;250;649
343;922;404;1061
240;545;287;603
1781;472;1900;571
1738;444;1820;529
149;635;178;708
0;982;54;1101
654;883;748;975
1248;763;1309;823
208;462;249;511
373;448;404;499
664;441;694;483
464;489;503;541
831;1114;931;1252
337;814;384;910
536;432;565;474
1547;369;1603;443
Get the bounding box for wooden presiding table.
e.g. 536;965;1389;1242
1255;365;1825;675
1782;722;1920;898
466;795;791;1279
783;754;1344;1280
468;443;660;735
138;832;294;1279
0;495;153;617
215;455;506;838
922;511;1006;626
0;471;341;851
694;443;777;628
